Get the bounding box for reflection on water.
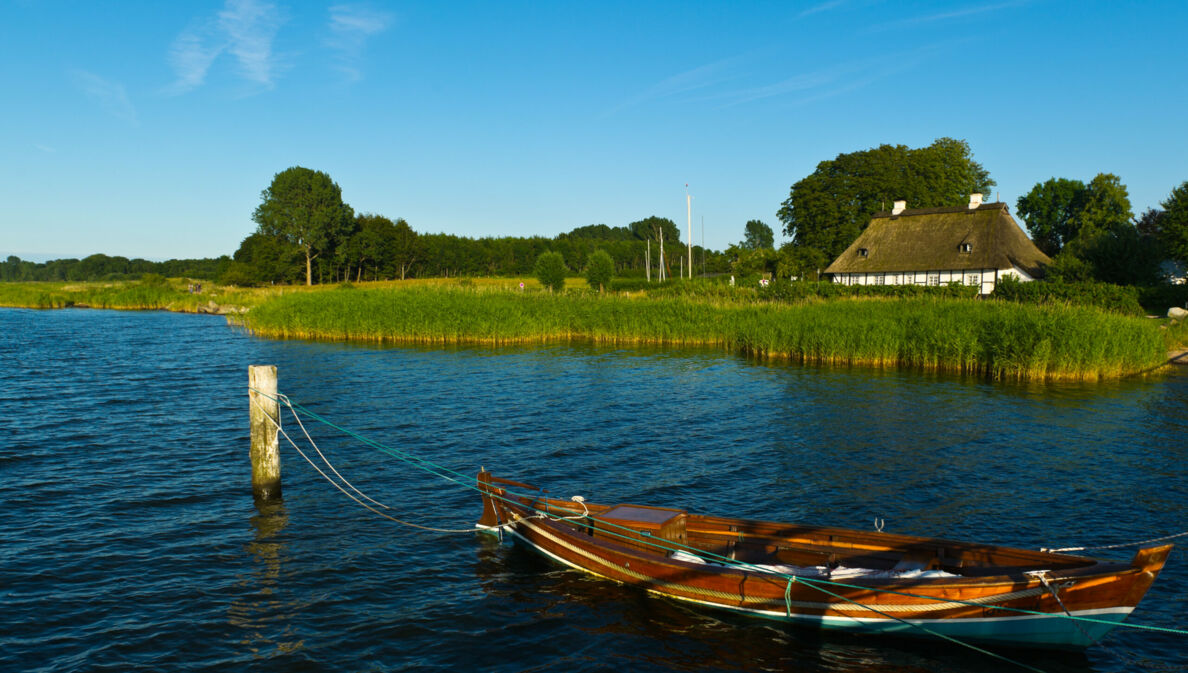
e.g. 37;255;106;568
472;540;1102;673
2;309;1185;673
227;499;305;657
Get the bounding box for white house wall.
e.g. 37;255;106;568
829;268;1024;295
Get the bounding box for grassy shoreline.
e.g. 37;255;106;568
4;279;1182;381
237;286;1172;381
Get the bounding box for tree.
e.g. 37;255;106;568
224;232;302;285
1077;224;1163;286
252;166;354;286
1135;208;1166;240
777;137;994;262
533;251;567;292
390;218;420;280
742;220;774;250
1017;173;1148;283
1015;178;1086;256
1075;173;1133;237
1160;181;1188;265
585;249;614;292
560;223;637;241
731;246;778;277
776;243;828;281
627;216;681;245
1017;173;1134;259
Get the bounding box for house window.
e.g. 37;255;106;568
857;248;869;258
966;273;981;286
888;273;899;285
927;272;940;287
959;242;973;253
875;274;885;286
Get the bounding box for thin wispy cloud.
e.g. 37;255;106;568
220;0;281;86
606;55;746;115
716;69;839;107
72;70;138;125
798;0;848;18
682;40;960;110
165;0;283;94
326;4;394;81
868;0;1028;33
167;21;225;94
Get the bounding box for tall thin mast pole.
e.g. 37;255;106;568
686;184;692;279
701;215;705;276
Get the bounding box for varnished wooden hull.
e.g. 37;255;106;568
476;472;1170;648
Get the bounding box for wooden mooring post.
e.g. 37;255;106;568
249;365;282;501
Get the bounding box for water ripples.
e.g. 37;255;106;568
1;308;1186;672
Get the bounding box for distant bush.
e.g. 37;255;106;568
533;251;567;293
992;277;1145;315
757;279;979;302
1137;283;1188;316
585;250;615;292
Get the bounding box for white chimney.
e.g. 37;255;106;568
891;200;906;215
968;193;983;209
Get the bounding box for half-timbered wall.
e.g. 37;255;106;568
829;265;1036;295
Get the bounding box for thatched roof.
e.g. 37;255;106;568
823;202;1051;276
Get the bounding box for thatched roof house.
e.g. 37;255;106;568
824;195;1051;294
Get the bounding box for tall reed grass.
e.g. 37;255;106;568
238;287;1169;381
0;280;265;312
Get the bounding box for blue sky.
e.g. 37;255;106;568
3;0;1187;261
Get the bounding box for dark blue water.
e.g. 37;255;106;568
1;308;1185;672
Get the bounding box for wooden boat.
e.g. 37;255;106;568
475;471;1171;649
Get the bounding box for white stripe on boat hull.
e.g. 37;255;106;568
480;522;1131;648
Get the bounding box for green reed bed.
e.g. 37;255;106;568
239;287;1169;381
0;280;265;312
0;282;182;309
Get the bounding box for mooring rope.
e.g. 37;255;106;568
246;386;1188;646
1041;530;1188;553
1028;571;1096;648
251;393;480;533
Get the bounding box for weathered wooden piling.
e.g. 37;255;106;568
249;365;282;500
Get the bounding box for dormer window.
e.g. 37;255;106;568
959;242;972;254
857;248;869;258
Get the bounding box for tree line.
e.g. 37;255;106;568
0;254;230;282
6;148;1185;289
228;167;733;286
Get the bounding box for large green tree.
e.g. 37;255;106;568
1160;181;1188;265
628;216;681;245
777;137;994;262
1015;177;1086;256
742;219;774;250
1075;173;1133;236
252;166;354;286
1017;173;1134;257
1025;173;1156;284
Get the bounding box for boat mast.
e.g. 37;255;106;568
686;184;692;279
